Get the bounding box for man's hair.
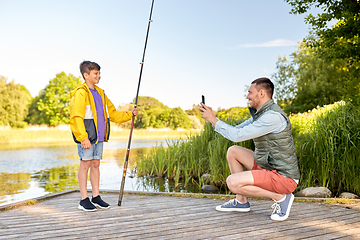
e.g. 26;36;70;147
251;77;274;98
80;61;101;79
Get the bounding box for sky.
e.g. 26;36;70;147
0;0;315;110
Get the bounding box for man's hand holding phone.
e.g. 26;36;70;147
199;95;218;126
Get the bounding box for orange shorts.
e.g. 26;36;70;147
251;161;297;194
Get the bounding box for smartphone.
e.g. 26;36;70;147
202;95;205;105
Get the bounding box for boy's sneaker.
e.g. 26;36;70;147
271;193;294;221
215;199;250;212
78;197;97;212
91;195;110;209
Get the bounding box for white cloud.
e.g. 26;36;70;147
233;39;298;48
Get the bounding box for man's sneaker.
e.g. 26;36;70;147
91;195;110;209
215;199;250;212
271;193;294;221
78;197;97;212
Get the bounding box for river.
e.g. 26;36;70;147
0;139;200;207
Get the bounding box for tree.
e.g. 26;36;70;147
130;96;193;129
185;104;202;116
272;42;359;113
168;107;192;129
26;72;82;126
134;96;168;128
280;1;360;110
136;96;167;111
25;95;48;125
0;76;32;127
285;0;360;62
272;55;297;109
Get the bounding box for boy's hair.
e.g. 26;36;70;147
80;61;101;79
251;77;274;98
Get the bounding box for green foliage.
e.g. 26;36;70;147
272;55;297;109
168;107;192;129
0;76;31;128
134;96;167;128
185;104;201;116
290;101;360;196
272;42;360;114
136;96;166;111
285;0;360;62
279;0;360;112
26;72;82;126
216;107;250;121
25;95;47;125
133;96;192;129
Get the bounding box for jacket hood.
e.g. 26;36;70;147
70;83;88;98
70;83;104;98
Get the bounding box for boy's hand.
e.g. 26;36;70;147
131;108;138;116
81;138;91;149
199;103;218;126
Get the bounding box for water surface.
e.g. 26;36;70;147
0;139;200;206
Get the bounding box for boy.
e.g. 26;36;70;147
70;61;137;211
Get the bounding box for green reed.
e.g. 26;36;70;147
136;117;254;191
138;101;360;196
291;101;360;196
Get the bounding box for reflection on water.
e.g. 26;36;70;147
0;172;31;196
33;164;79;193
0;140;201;206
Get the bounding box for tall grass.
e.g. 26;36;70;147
291;101;360;196
136;118;254;191
137;101;360;196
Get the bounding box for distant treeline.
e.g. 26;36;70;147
0;73;249;129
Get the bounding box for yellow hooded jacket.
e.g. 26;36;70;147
70;83;132;144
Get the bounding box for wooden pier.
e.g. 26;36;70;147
0;190;359;239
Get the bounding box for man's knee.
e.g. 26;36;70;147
226;174;241;191
227;146;255;169
226;175;234;188
227;145;239;160
226;172;254;191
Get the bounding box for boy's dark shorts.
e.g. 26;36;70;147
251;161;297;194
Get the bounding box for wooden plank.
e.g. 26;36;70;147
198;202;357;239
0;192;359;239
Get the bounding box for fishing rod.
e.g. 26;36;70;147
118;0;155;206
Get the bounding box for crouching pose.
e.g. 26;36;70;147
200;77;299;221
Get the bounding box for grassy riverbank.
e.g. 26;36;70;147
0;125;200;146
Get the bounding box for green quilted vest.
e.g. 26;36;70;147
249;99;300;179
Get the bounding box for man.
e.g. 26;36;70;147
200;77;300;221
